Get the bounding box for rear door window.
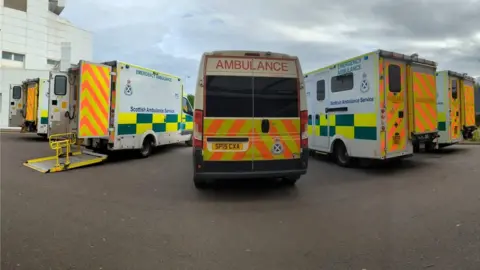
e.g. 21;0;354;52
12;86;21;99
205;75;253;117
253;77;299;117
388;65;401;93
451;80;458;99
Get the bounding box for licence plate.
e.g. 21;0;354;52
212;143;243;151
393;135;400;144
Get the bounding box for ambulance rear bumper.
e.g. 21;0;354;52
193;149;308;180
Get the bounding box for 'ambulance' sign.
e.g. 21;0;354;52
206;57;298;77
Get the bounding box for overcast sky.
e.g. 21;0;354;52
63;0;480;93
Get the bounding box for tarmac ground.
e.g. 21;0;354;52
2;133;480;270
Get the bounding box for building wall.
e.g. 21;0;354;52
0;0;92;127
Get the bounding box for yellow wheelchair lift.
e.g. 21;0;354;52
23;133;108;173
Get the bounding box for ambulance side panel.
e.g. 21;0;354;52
462;79;476;128
37;79;49;135
436;72;450;144
114;63;185;150
328;53;380;159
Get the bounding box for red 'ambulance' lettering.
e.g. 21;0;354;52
215;59;289;72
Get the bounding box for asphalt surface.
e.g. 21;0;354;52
2;133;480;270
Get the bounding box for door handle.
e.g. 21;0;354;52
398;111;404;118
261;119;270;133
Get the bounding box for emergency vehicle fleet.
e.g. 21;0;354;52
19;78;50;136
305;50;439;167
24;60;193;173
435;70;477;147
192;50;309;189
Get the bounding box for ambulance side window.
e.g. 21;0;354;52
331;73;354;92
12;86;21;99
54;75;67;96
388;65;401;93
316;80;325;101
451;80;458;99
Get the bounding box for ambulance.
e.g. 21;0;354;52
435;70;477;147
192;50;308;189
305;49;438;167
20;78;49;136
24;60;193;173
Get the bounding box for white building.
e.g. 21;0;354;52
0;0;92;127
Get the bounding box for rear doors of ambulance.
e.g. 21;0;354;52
201;54;303;175
410;64;437;138
383;57;409;157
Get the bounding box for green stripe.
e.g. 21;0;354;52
165;114;179;123
335;114;354;126
153;123;166;133
354;127;377;140
438;121;446;131
329;126;336;136
320;126;328;136
137;113;152;124
185;114;193;122
40;117;48;124
118;124;136;135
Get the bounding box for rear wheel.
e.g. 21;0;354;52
193;176;209;189
185;135;193;147
334;141;352;167
425;142;436;152
139;136;154;158
281;175;300;186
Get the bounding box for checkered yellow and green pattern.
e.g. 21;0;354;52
117;112;193;135
308;113;377;140
437;112;447;131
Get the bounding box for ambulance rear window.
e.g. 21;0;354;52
253;77;299;117
451;80;458;99
12;86;21;99
54;75;67;96
388;65;401;93
205;75;253;117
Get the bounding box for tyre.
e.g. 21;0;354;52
193;176;209;189
334;141;352;167
281;175;300;186
425;142;435;152
413;142;420;153
185;135;193;147
139;136;154;158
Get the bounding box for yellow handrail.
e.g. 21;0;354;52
48;133;77;168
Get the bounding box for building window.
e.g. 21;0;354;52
4;0;27;12
47;59;60;66
2;51;25;62
331;73;354;92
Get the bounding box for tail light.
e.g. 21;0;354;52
300;110;308;148
193;109;203;148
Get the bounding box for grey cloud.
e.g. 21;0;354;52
63;0;480;86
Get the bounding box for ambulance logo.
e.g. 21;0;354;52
124;79;133;96
271;138;284;155
360;72;369;93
